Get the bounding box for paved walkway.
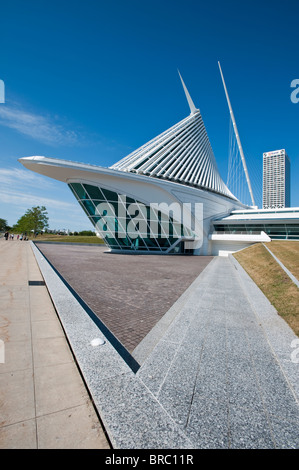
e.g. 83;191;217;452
138;255;299;448
1;239;299;449
35;243;213;353
0;239;110;449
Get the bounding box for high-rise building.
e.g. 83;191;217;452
263;149;290;209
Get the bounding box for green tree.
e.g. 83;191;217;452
13;206;49;235
0;218;9;231
78;230;94;236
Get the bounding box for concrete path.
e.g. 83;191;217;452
0;239;110;449
138;255;299;448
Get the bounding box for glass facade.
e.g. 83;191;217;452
69;182;195;253
214;223;299;240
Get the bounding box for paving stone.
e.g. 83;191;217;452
36;243;213;353
0;240;110;449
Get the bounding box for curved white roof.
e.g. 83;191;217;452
110;108;236;200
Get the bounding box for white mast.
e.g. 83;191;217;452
178;70;199;115
218;61;255;207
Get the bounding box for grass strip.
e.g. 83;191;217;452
234;243;299;337
32;235;104;244
264;241;299;281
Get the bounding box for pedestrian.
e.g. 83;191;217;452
4;231;8;240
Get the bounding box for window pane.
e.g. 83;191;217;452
101;188;119;202
83;184;104;200
69;183;89;200
116;236;132;248
90;216;102;225
82;199;96;216
125;196;136;206
78;200;92;217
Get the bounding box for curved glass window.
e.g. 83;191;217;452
69;183;89;200
69;182;196;252
83;184;103;200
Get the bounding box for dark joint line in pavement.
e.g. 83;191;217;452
28;280;46;286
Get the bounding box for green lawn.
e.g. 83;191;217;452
32;234;105;244
265;241;299;281
234;242;299;337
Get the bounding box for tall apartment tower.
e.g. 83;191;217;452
263;149;290;209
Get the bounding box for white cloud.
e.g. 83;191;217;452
0;167;54;189
0;187;77;211
0;104;79;146
0;165;90;230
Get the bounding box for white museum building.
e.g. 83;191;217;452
19;70;299;256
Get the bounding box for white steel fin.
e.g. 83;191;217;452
178;70;199;115
110;70;238;200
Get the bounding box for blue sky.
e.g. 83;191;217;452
0;0;298;231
